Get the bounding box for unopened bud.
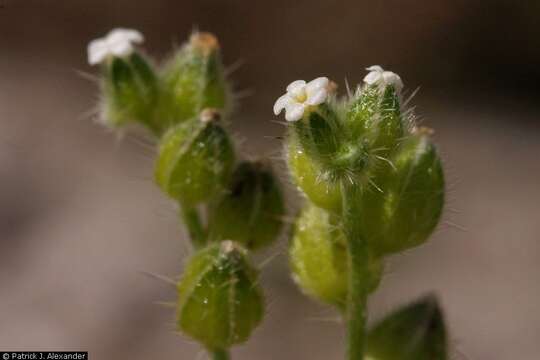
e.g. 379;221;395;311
176;241;264;350
158;32;230;130
155;109;235;205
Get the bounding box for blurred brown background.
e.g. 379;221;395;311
1;0;539;359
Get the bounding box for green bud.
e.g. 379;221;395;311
207;160;285;250
155;109;235;206
289;203;383;308
287;132;342;213
158;32;230;130
101;53;159;132
367;295;448;360
177;241;264;351
353;129;445;256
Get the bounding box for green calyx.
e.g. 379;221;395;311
367;295;448;360
347;85;405;158
352;129;445;256
286;81;444;256
102;53;159;132
177;241;264;351
287;132;342;213
208;160;285;250
155;109;235;206
158;32;231;130
289;203;383;308
97;32;231;136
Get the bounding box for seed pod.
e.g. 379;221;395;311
158;32;230;130
367;295;448;360
289;203;383;308
177;241;264;351
155;109;235;206
101;53;159;132
353;129;445;256
208;160;285;250
287;133;342;213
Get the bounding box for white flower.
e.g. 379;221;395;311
363;65;403;92
273;77;330;122
87;28;144;65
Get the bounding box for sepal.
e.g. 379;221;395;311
367;295;448;360
208;160;285;250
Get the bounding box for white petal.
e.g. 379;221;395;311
382;71;403;91
306;88;327;105
110;40;134;57
285;103;305;122
366;65;384;72
87;39;109;65
306;77;329;94
107;28;144;44
286;80;306;93
363;71;381;85
273;94;291;115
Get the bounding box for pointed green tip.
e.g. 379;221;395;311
367;294;448;360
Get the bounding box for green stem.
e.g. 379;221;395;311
342;181;370;360
211;349;230;360
179;202;206;249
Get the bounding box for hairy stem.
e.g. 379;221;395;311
211;349;230;360
179;202;206;249
342;181;370;360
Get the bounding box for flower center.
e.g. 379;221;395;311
293;89;307;103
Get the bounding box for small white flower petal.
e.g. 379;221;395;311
110;40;134;57
382;71;403;90
285;103;305;122
306;77;329;94
87;28;144;65
289;86;306;101
88;40;109;65
306;88;327;105
366;65;384;72
273;94;291;115
286;80;306;93
107;28;144;45
363;71;382;85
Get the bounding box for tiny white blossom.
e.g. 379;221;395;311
273;77;330;122
87;28;144;65
363;65;403;92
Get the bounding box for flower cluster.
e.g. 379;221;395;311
275;66;447;360
88;29;285;360
87;26;449;360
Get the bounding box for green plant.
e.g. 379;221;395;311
275;68;447;359
88;28;284;360
88;28;448;360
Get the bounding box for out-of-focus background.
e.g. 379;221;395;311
1;0;539;359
